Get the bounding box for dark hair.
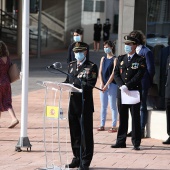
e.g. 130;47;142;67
0;41;9;58
103;40;116;54
168;34;170;45
129;30;146;45
74;28;83;35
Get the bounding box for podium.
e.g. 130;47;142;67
37;81;82;170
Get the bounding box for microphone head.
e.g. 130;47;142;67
46;62;62;69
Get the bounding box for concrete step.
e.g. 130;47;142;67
128;109;169;141
146;110;168;140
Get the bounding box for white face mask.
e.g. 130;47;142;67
75;52;85;61
124;45;132;54
136;46;142;54
73;35;81;42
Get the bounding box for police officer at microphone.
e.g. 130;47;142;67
64;42;98;170
111;36;146;150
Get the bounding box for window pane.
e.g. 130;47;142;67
84;0;94;12
95;1;105;12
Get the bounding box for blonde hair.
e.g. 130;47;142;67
0;41;9;58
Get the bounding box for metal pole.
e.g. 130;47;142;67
16;0;32;152
37;0;42;58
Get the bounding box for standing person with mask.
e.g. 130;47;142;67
93;18;102;51
103;18;111;42
67;28;89;63
127;30;155;138
97;40;118;133
111;36;146;150
64;42;98;170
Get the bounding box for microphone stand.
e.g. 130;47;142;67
46;67;102;91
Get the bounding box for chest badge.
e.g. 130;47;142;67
131;63;139;69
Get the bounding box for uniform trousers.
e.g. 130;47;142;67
165;98;170;136
69;110;94;167
116;98;141;147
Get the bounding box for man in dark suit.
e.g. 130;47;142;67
67;28;89;63
160;35;170;110
64;42;98;170
111;36;146;150
127;30;155;138
162;36;170;144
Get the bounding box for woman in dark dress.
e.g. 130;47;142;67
93;18;102;51
0;41;19;128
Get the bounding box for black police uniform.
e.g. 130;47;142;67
114;53;146;147
93;23;102;42
165;55;170;138
64;59;98;168
103;22;111;41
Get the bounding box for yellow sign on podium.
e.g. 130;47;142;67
46;106;59;118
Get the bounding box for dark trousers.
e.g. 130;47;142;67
140;89;148;132
117;98;141;147
69;111;94;167
165;98;170;136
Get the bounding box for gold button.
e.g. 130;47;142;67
125;78;127;79
127;68;129;70
126;73;128;75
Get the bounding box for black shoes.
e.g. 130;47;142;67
78;166;89;170
65;158;79;168
132;146;140;150
162;137;170;144
111;143;126;148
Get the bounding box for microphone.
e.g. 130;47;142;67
46;62;62;69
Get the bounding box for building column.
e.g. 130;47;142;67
118;0;135;54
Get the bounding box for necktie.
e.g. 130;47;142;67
77;63;80;70
128;56;131;61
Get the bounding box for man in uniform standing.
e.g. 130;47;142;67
64;42;98;170
103;18;111;42
111;36;146;150
162;54;170;144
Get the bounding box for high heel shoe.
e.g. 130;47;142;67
8;119;19;128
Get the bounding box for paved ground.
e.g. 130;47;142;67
0;50;170;170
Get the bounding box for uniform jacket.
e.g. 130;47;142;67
160;45;170;96
165;55;170;99
114;53;146;98
103;23;111;41
64;60;98;114
67;42;89;63
138;45;155;89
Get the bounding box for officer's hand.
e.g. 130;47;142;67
120;85;130;95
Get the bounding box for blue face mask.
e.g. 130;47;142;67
124;45;132;54
75;52;85;61
73;35;81;42
104;47;112;54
